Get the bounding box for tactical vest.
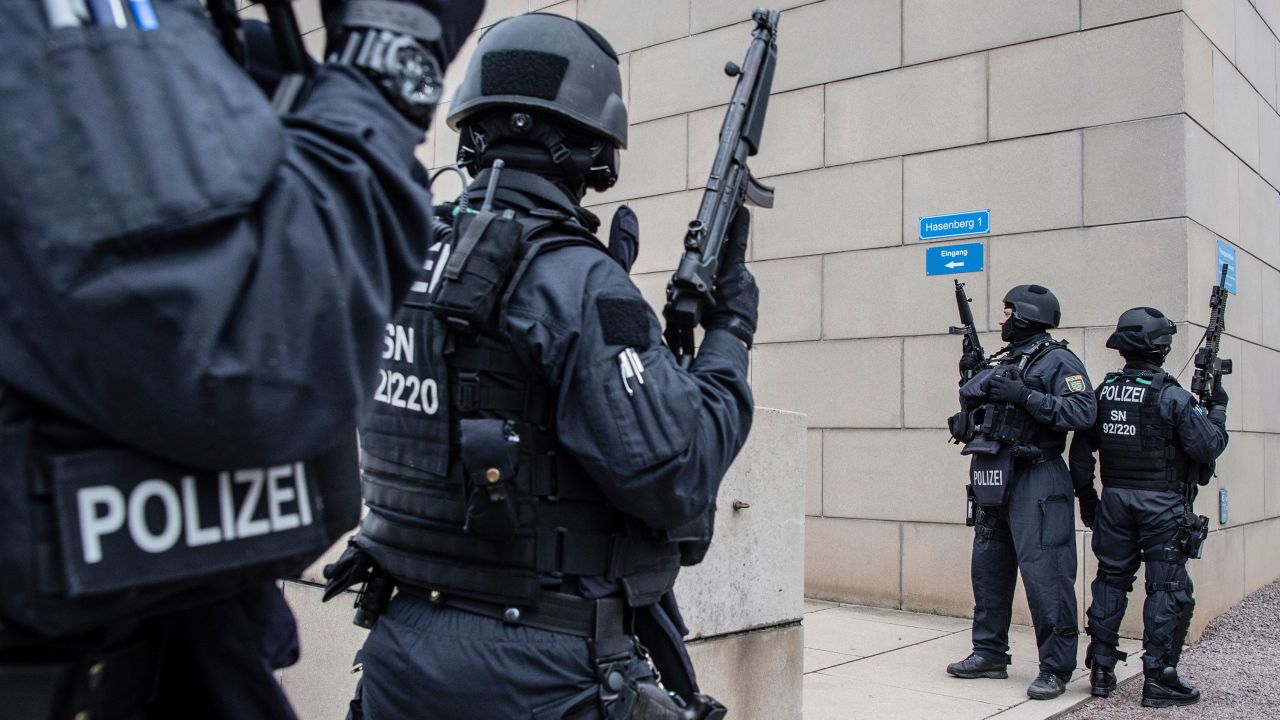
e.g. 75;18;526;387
0;389;358;643
966;338;1069;453
1095;370;1189;491
356;208;682;609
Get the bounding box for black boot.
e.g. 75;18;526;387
1084;640;1124;698
946;653;1009;679
1027;670;1068;700
1090;665;1117;697
1142;664;1200;708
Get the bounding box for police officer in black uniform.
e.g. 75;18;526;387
946;285;1097;700
0;1;482;718
323;12;756;720
1071;307;1228;708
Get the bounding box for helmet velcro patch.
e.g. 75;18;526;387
481;50;569;100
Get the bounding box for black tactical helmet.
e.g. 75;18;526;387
1003;284;1061;328
447;13;627;148
1106;307;1177;353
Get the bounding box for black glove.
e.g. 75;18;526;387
607;205;639;272
1209;377;1229;408
988;369;1031;407
701;208;758;347
958;348;984;384
321;538;375;602
1076;487;1099;529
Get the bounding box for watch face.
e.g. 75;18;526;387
384;37;442;106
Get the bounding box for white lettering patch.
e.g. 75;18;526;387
55;454;329;598
76;462;315;565
972;469;1004;486
1098;384;1145;403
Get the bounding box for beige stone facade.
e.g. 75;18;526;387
257;0;1280;640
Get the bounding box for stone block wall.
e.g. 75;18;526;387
251;0;1280;640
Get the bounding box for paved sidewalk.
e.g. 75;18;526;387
802;600;1143;720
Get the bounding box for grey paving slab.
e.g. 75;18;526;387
822;636;1043;709
799;600;1149;720
897;618;1142;674
804;599;838;614
802;606;953;657
984;668;1138;719
824;603;975;633
804;672;1007;720
803;646;862;674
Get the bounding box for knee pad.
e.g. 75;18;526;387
1098;572;1135;593
1144;562;1189;595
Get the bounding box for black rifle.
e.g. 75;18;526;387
207;0;314;112
663;8;779;367
1190;263;1233;406
1182;263;1233;518
948;279;985;383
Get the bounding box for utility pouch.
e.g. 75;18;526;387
965;484;976;527
428;209;523;332
460;418;520;541
948;411;975;444
964;443;1015;508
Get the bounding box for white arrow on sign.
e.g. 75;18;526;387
945;261;965;269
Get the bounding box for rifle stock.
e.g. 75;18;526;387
663;8;780;366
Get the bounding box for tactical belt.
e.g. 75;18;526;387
407;588;623;639
1012;443;1064;465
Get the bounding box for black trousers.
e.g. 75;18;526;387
970;457;1079;677
352;594;654;720
1085;487;1194;669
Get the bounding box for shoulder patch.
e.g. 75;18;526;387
1064;374;1086;393
597;297;651;347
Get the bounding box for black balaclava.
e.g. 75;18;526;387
1001;305;1049;344
1121;348;1169;368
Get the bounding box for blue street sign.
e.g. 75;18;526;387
919;209;990;241
926;242;984;276
1216;239;1237;295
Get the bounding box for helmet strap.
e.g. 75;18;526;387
459;112;618;196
